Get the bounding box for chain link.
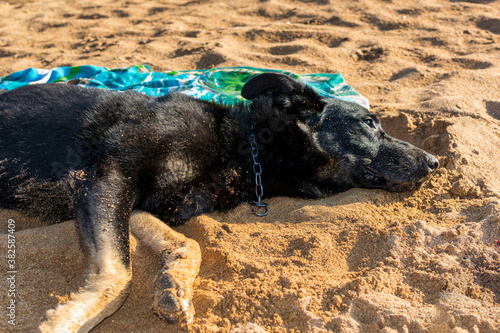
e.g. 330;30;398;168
250;132;268;216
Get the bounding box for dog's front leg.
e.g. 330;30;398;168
39;169;134;333
129;211;201;326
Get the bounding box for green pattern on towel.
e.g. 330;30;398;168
0;65;369;108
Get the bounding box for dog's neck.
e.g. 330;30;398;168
223;102;310;196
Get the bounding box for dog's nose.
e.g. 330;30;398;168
424;154;439;172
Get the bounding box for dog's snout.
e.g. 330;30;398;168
424;154;439;172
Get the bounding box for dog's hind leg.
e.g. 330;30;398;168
129;211;201;326
39;169;134;333
38;230;132;333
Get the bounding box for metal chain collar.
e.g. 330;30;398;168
250;132;268;217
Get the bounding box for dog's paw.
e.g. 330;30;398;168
42;309;56;321
152;268;194;325
38;309;71;333
38;308;64;332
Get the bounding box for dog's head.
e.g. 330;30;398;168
242;73;439;195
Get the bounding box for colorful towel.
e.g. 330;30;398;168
0;65;369;109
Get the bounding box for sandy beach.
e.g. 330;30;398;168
0;0;499;332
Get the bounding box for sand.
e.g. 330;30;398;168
0;0;499;332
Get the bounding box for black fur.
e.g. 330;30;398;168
0;73;438;247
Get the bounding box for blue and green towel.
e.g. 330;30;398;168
0;65;369;109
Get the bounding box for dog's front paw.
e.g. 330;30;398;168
153;268;194;325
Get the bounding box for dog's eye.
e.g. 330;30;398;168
363;119;376;129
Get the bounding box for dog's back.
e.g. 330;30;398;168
0;84;108;178
0;84;243;222
0;84;114;217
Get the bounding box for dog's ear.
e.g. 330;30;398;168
241;73;299;100
241;73;325;120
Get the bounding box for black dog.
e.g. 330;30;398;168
0;73;438;332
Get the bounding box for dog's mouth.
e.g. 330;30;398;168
362;166;386;186
361;166;422;192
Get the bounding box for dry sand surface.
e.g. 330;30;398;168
1;0;500;332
